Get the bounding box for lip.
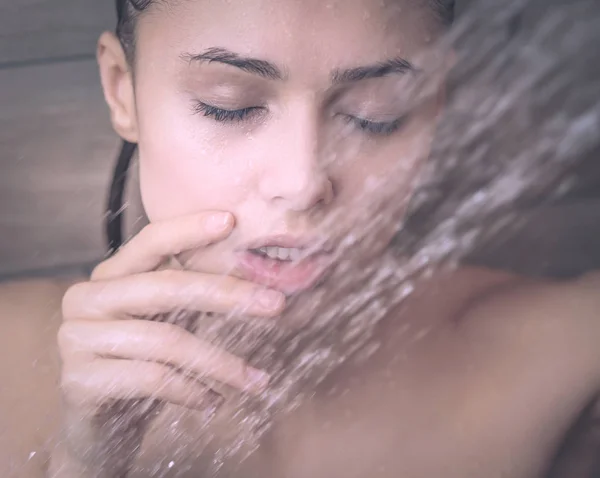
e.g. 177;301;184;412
240;234;332;254
235;234;334;294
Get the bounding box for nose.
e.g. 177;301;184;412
258;105;334;212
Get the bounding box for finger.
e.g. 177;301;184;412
61;359;223;412
63;270;285;321
59;320;270;395
92;211;235;281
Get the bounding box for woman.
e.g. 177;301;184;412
1;0;599;477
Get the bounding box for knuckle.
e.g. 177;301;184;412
220;355;247;378
61;282;89;320
228;276;255;296
218;277;257;306
59;363;81;389
90;262;108;281
137;222;163;251
210;276;240;301
148;270;188;301
57;322;86;356
60;364;92;400
195;343;242;376
140;364;170;390
204;353;239;377
57;322;74;348
153;321;188;348
153;268;182;284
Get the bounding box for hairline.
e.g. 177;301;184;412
117;0;454;65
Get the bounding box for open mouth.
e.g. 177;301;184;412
249;246;305;262
236;241;332;295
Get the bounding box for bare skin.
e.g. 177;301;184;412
259;271;600;478
2;1;599;477
1;248;599;477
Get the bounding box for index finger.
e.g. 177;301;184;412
92;211;234;281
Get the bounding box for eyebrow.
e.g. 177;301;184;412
181;47;283;80
181;47;417;84
332;57;418;84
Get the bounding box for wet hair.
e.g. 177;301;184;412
430;0;456;27
115;0;150;64
107;0;455;252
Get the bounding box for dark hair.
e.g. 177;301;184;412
115;0;152;63
431;0;456;27
107;0;455;252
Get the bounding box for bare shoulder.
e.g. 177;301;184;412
0;277;81;477
463;268;600;334
459;267;600;389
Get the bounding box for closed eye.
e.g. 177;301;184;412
192;101;265;122
342;114;407;136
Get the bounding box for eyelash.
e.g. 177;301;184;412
342;115;406;136
192;101;406;136
192;102;264;122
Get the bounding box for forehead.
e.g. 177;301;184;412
135;0;439;72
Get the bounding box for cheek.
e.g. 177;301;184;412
334;118;435;209
135;90;254;222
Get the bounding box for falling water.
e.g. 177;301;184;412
116;0;600;475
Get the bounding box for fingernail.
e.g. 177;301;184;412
246;368;270;394
257;290;285;312
207;212;233;231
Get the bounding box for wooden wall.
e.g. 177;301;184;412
0;0;114;65
0;0;141;279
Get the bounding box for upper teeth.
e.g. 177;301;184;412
257;246;302;261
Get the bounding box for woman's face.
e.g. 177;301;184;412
104;0;446;296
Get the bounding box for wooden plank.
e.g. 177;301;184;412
0;0;115;65
0;59;144;277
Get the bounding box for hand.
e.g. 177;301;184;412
52;212;286;477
